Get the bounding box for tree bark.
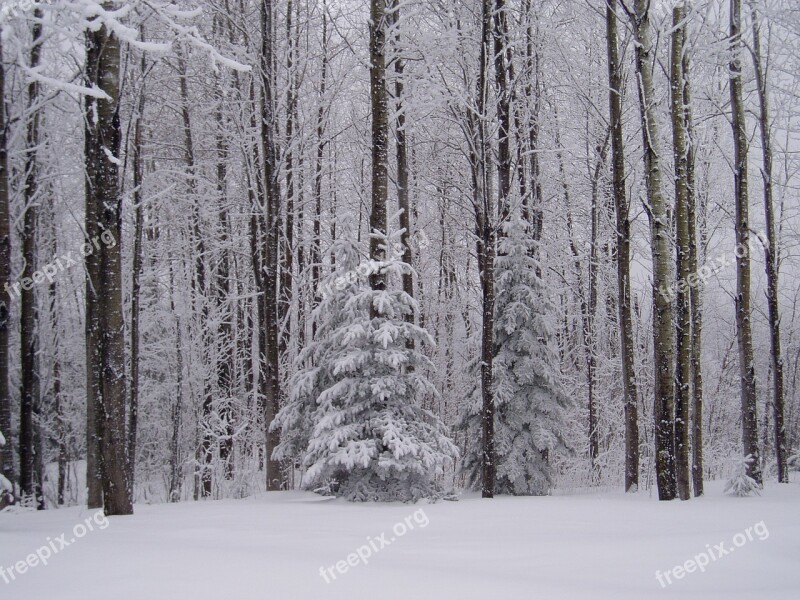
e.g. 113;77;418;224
281;0;298;361
522;0;542;241
47;201;66;505
85;2;133;515
369;0;389;294
20;9;43;509
311;1;328;332
606;0;639;492
261;0;283;491
729;0;761;485
629;0;677;500
476;0;495;499
670;3;692;501
684;52;704;497
128;36;146;488
749;0;786;483
493;0;512;224
168;256;183;502
391;1;414;311
0;27;14;501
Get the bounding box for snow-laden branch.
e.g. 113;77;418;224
138;0;251;72
22;65;110;99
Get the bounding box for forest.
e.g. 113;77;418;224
0;0;798;514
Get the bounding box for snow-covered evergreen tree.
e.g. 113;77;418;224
272;237;458;501
724;455;762;497
460;218;571;495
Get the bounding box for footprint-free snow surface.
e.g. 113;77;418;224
1;480;799;599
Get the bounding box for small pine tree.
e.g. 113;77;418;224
272;238;458;501
460;218;571;495
724;455;762;497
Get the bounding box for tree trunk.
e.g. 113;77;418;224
684;52;704;497
261;0;283;491
391;1;414;311
20;10;43;509
369;0;389;294
749;0;786;483
281;0;298;363
0;27;14;500
85;3;133;515
168;256;183;502
47;201;66;505
729;0;761;485
493;0;512;224
85;48;103;509
606;0;639;492
670;3;692;501
476;0;495;499
587;132;609;474
629;0;676;500
311;1;328;331
128;36;146;488
522;0;543;241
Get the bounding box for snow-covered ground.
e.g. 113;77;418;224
1;480;799;599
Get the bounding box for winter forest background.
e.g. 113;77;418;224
0;0;799;516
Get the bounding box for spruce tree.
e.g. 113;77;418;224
273;237;457;501
460;219;570;495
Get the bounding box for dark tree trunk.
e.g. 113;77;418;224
48;202;66;505
391;1;414;312
168;257;183;502
729;0;761;485
85;3;133;515
749;0;786;483
20;10;43;509
369;0;389;295
261;0;283;491
128;36;146;488
606;0;640;492
683;53;704;497
476;0;495;499
493;0;512;224
521;0;543;241
670;4;692;501
0;28;14;501
311;1;328;333
280;0;298;363
629;0;677;500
